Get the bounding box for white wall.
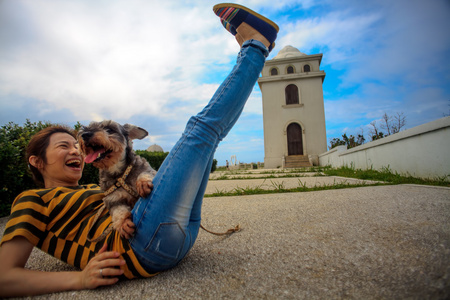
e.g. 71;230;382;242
319;117;450;179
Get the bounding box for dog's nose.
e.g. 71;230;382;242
81;132;93;140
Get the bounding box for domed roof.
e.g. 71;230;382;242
147;144;164;152
273;45;306;59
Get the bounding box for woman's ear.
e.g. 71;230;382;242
29;156;43;169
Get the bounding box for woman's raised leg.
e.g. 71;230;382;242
129;4;278;273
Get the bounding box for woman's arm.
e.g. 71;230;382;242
0;237;125;297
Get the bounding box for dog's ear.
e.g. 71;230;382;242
124;124;148;140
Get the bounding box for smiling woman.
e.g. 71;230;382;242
26;125;84;188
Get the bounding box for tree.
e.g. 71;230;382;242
381;112;392;136
356;133;366;146
329;112;407;149
391;112;406;134
329;137;346;149
369;120;385;141
329;133;365;150
370;112;406;141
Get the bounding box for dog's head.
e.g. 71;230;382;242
77;120;148;170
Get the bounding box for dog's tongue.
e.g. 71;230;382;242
84;149;105;164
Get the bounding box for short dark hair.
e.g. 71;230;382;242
26;125;77;187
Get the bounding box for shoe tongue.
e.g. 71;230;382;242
84;149;105;164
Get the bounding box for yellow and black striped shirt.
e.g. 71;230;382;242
0;184;155;279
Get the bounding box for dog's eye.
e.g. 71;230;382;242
106;128;115;134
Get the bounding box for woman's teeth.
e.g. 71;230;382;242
66;159;81;167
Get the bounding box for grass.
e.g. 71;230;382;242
205;165;449;198
323;165;450;187
205;180;384;198
210;173;325;181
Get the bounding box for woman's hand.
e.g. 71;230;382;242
0;237;122;297
79;243;126;289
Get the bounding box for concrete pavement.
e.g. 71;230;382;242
1;172;449;299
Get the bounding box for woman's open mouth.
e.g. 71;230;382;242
65;159;82;170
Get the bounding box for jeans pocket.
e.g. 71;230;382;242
145;222;186;264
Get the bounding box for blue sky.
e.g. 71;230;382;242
1;0;449;166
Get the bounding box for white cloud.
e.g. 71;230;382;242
1;0;449;159
0;0;236;123
342;0;450;85
278;10;381;65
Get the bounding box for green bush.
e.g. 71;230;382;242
211;159;218;173
0;120;53;217
136;151;217;173
0;121;219;217
79;164;99;186
135;150;169;171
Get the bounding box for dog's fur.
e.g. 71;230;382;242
78;120;156;235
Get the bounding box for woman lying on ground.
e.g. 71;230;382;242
0;3;279;297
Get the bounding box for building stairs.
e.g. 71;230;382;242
285;155;312;168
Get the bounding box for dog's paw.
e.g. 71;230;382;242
136;176;153;198
120;217;136;239
112;211;135;239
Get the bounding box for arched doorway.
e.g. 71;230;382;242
287;123;303;155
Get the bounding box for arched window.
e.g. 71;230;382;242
270;68;278;76
303;64;311;72
285;84;299;105
287;123;303;155
287;66;294;74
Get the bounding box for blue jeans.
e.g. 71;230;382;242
129;40;268;273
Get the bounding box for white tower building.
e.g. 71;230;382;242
258;46;327;168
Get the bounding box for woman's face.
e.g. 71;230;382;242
39;132;85;188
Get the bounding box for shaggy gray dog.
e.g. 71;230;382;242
78;120;156;238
